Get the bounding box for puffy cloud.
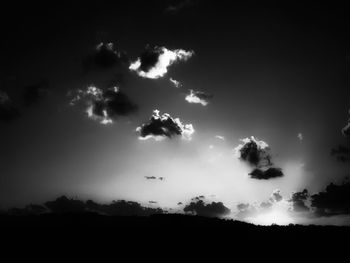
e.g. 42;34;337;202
271;189;283;202
249;167;284;180
234;136;272;167
297;133;303;141
342;110;350;137
289;189;310;212
136;110;194;141
129;46;194;79
169;78;182;88
183;197;230;218
68;85;137;125
311;181;350;216
215;135;225;141
331;145;350;162
83;42;127;70
0;90;20;122
185;89;213;106
22;81;49;106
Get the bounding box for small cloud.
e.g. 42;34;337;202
169;78;182;88
0;90;20;122
145;176;157;180
342;111;350;137
185;89;213;106
68;85;137;125
271;189;283;202
136;110;194;141
215;135;225;141
83;42;127;70
249;167;284;180
165;0;196;13
129;45;194;79
297;133;303;141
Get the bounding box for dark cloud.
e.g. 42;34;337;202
271;189;283;202
289;189;310;212
144;176;164;181
42;196;164;216
68;85;137;125
185;89;213;106
234;137;272;168
249;167;284;180
0;90;20;122
183;198;230;218
83;42;128;71
129;45;194;79
342;111;350;137
331;145;350;162
22;81;49;106
260;201;273;209
136;110;194;141
311;181;350;216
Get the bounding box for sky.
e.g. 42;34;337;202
1;1;350;225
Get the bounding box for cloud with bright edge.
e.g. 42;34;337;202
342;110;350;137
185;89;212;106
169;78;182;88
129;46;194;79
136;109;195;141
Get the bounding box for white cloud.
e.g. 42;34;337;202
129;47;194;79
215;135;225;141
185;89;212;106
169;78;182;88
297;133;303;141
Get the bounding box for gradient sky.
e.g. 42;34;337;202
1;1;350;225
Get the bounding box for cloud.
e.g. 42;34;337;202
234;136;272;167
169;78;182;88
22;81;49;106
271;189;283;202
83;42;127;70
215;135;225;141
183;197;230;218
342;110;350;137
185;89;213;106
136;110;194;141
331;145;350;162
0;90;20;122
289;189;310;212
68;85;137;125
311;181;350;216
129;46;194;79
44;196;164;216
249;167;284;180
297;133;303;141
165;0;196;13
145;176;164;181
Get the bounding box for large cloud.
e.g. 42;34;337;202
83;42;127;70
129;46;194;79
311;181;350;216
136;110;194;141
249;167;283;180
185;89;213;106
234;136;272;167
183;196;230;218
68;85;137;125
0;90;20;122
289;189;310;212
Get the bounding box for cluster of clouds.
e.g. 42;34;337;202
183;196;231;218
136;110;194;141
185;89;213;106
68;85;137;125
129;45;194;79
234;136;283;180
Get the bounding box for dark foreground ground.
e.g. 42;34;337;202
1;213;349;239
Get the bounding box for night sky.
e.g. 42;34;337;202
1;1;350;225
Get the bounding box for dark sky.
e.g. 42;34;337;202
1;1;350;225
